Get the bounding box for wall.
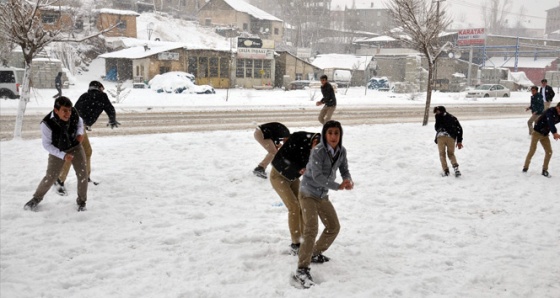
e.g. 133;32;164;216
97;14;138;38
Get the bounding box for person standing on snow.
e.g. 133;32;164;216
433;106;463;177
24;96;88;212
292;120;353;289
523;102;560;177
53;72;63;98
316;75;337;124
54;81;119;195
270;131;321;256
252;122;290;179
539;79;555;110
526;86;544;135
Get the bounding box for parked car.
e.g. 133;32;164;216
288;80;312;90
367;77;391;91
0;67;24;99
148;71;215;94
466;84;510;98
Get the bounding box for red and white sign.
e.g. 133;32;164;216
457;28;485;46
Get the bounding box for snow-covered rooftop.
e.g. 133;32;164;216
220;0;282;22
97;8;140;16
331;0;388;11
355;35;396;43
312;54;373;70
98;44;186;59
485;57;558;69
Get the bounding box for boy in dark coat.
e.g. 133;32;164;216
53;72;63;98
270;131;321;255
24;96;88;211
316;75;337;124
523;102;560;177
433;106;464;177
526;86;544;135
253;122;290;179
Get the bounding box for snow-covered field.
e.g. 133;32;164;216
1;59;558;297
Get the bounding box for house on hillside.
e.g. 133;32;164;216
97;9;140;38
274;51;321;88
484;56;559;85
197;0;284;44
38;5;74;31
341;1;393;34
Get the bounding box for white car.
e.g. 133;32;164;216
0;67;24;99
148;71;215;94
466;84;510;98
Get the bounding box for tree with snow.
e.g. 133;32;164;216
386;0;452;126
0;0;117;138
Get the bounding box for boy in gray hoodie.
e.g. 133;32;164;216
292;120;353;288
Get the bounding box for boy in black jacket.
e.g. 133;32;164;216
433;106;464;177
24;97;88;211
253;122;290;179
269;131;320;255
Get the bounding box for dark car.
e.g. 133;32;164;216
367;77;391;91
289;80;312;90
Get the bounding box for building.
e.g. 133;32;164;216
197;0;284;44
484;56;559;85
274;51;321;88
38;5;75;31
546;3;560;36
234;37;276;88
311;53;375;86
97;9;140;38
342;1;393;34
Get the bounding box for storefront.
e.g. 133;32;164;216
234;38;275;89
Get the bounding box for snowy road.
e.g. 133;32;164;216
0;103;527;140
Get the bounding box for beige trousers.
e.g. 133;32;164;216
60;131;92;182
318;105;336;124
524;131;553;171
269;167;303;244
297;194;340;268
527;114;540;135
254;128;277;169
33;144;88;203
437;136;458;171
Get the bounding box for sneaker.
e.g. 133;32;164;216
290;243;300;256
23;198;39;211
54;179;68;196
311;253;330;263
522;168;528;173
253;166;267;179
77;199;87;212
443;169;450;176
292;267;314;289
542;170;550;177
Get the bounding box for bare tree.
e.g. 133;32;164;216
386;0;452;126
482;0;512;35
0;0;118;139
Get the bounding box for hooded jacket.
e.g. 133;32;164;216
258;122;290;145
434;106;463;143
300;122;351;199
271;131;320;181
75;86;117;127
534;106;560;136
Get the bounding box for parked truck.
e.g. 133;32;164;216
324;69;352;88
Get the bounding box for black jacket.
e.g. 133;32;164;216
539;85;555;102
75;87;117;127
320;82;337;107
271;131;320;181
55;73;62;89
534;106;560;136
434;112;463;143
42;108;80;151
258;122;290;145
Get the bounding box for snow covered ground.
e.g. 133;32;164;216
1;59;558;297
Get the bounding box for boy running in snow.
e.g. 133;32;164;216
252;122;290;179
523;102;560;177
433;106;463;177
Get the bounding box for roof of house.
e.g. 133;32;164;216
484;56;559;69
99;44;186;59
311;54;373;70
97;8;140;16
220;0;282;22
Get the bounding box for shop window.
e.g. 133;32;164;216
236;59;244;78
198;57;208;78
220;58;229;77
209;57;219;77
188;56;197;75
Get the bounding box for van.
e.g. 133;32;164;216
0;67;25;99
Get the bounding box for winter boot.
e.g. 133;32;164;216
453;166;461;177
290;243;300;256
292;267;314;289
442;169;450;177
77;199;87;212
542;170;550;178
311;253;330;263
522;167;528;173
253;166;267;179
23;198;40;211
54;179;68;196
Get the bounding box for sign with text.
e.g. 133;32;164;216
237;48;274;59
158;52;179;61
457;28;485;46
238;37;263;48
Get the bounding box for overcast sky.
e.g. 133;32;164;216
331;0;559;29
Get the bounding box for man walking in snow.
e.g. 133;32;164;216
433;106;463;177
54;81;119;195
316;75;337;124
523;102;560;177
53;72;63;98
539;79;555;110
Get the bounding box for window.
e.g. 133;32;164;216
209;57;219;77
136;66;140;76
243;23;248;30
117;20;127;29
220;58;229;77
295;73;302;80
274;28;279;35
159;66;170;74
198;57;208;78
205;19;211;26
188;57;197;75
42;13;59;24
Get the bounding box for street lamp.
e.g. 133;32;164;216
147;22;154;40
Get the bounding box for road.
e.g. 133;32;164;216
0;103;527;140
